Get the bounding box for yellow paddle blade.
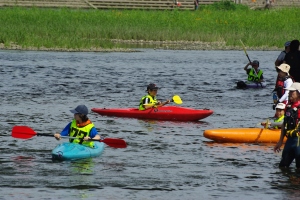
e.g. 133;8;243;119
265;119;270;129
172;95;182;104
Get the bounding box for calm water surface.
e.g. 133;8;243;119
1;49;299;199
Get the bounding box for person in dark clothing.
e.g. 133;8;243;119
284;40;300;82
275;41;290;67
274;83;300;168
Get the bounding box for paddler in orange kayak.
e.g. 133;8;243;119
274;82;300;168
139;83;170;110
261;103;285;129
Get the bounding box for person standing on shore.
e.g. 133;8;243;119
274;83;300;168
194;0;199;10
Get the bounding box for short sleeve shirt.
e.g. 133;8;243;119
277;51;286;62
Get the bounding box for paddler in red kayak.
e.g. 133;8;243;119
54;104;101;147
274;82;300;168
139;83;171;110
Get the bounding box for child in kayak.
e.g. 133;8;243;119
261;103;286;129
244;60;264;83
139;83;170;110
54;104;100;148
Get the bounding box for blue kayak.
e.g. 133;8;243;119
52;142;105;161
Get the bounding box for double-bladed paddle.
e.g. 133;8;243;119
11;126;127;148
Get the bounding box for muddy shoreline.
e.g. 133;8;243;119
0;40;281;52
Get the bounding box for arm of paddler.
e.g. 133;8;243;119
83;127;100;141
54;122;71;140
274;125;286;153
269;121;283;129
143;99;171;109
244;62;251;72
155;99;171;108
143;103;155;110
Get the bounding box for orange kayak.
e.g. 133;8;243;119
203;128;287;143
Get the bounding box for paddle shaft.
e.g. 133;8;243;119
40;133;124;146
36;133;76;139
30;133;106;142
144;95;182;107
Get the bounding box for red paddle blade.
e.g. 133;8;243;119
11;126;37;139
101;138;127;148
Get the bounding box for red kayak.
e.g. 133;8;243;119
91;106;213;121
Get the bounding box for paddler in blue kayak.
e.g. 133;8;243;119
54;104;101;147
139;83;171;110
243;60;264;83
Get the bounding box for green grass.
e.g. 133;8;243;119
0;3;299;50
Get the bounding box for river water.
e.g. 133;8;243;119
1;49;299;199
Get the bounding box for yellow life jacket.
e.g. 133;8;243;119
139;94;157;110
69;119;95;148
273;115;284;129
247;68;263;82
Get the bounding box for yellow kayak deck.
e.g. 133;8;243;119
203;128;286;143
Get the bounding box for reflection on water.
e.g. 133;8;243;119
0;49;297;199
137;119;209;132
68;158;95;175
203;141;274;151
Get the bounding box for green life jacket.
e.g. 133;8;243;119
69;119;95;148
247;68;263;82
273;115;284;129
139;94;157;110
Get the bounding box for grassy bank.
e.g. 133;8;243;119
0;3;299;50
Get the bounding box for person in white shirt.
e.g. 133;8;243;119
274;64;294;105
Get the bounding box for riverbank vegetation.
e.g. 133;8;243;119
0;2;299;50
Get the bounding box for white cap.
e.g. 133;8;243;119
275;103;286;110
284;82;300;93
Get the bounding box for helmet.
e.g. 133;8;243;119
146;83;159;91
252;60;259;66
